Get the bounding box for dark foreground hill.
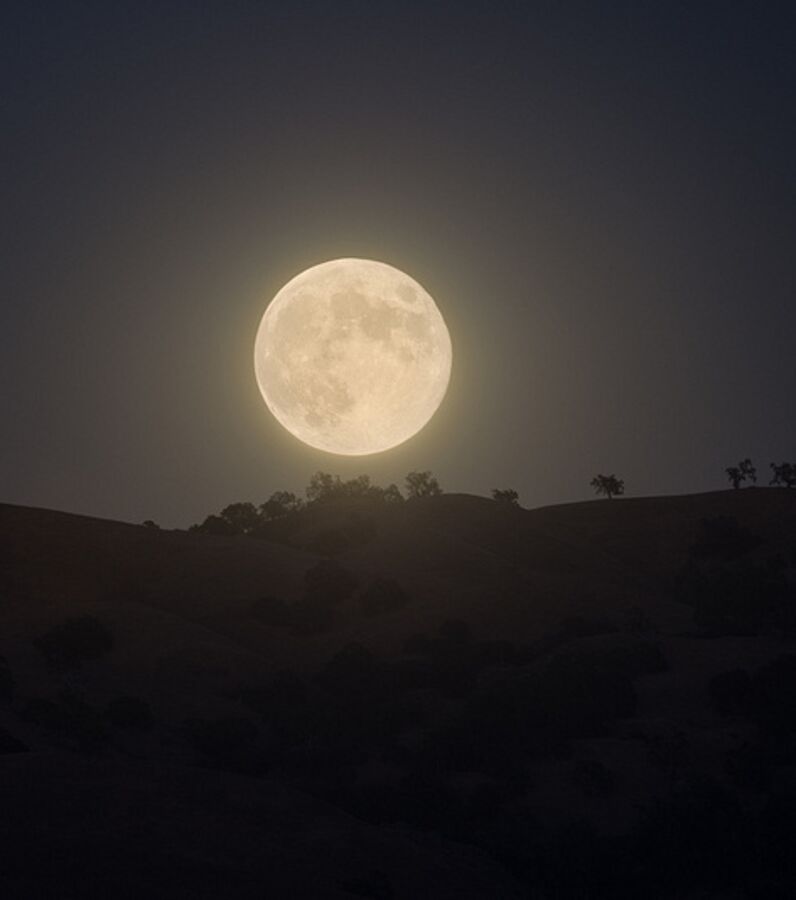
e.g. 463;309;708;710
1;489;795;898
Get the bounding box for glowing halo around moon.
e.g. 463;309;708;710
254;258;452;455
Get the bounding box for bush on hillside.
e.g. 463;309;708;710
307;511;376;555
357;578;409;617
0;656;14;702
183;716;260;772
0;726;27;754
680;555;793;635
304;559;358;606
258;490;304;520
748;653;796;738
709;654;796;738
20;692;109;750
491;488;519;506
249;595;293;627
188;514;238;536
572;758;617;797
105;695;154;731
306;472;403;505
690;516;762;561
34;616;114;670
709;668;752;717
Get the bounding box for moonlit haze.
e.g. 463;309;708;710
2;4;795;528
254;259;452;455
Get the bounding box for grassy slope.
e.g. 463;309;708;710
0;489;794;895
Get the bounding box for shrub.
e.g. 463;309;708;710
460;652;638;762
679;555;793;635
20;693;109;750
304;559;358;605
436;619;472;643
491;488;519;506
336;870;394;900
189;514;237;536
709;668;752;717
572;759;617;797
249;595;293;627
0;656;14;702
218;502;260;534
708;655;796;738
600;639;668;678
555;615;616;642
308;512;375;555
632;778;753;893
0;726;27;754
402;633;431;655
183;716;260;771
318;643;380;697
105;695;154;731
240;671;317;746
690;516;762;561
34;616;114;670
258;491;304;520
748;653;796;737
358;578;408;617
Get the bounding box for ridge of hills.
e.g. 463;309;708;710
1;488;795;898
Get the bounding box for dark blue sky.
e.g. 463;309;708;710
2;1;794;526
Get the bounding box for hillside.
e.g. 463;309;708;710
1;488;795;897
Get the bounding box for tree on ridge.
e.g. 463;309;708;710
726;458;756;490
590;474;624;500
405;471;442;499
492;488;520;506
770;462;796;488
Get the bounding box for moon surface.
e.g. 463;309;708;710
254;258;452;455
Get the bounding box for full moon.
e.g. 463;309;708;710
254;259;452;455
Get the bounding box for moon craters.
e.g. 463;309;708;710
254;259;452;455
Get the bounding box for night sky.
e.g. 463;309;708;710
2;2;794;528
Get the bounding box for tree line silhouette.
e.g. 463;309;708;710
725;458;796;489
179;456;795;534
189;470;442;535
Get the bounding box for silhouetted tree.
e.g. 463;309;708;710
219;502;260;534
34;616;114;671
189;514;237;535
590;474;624;499
740;458;757;483
381;483;404;504
770;462;796;488
726;458;756;489
405;470;442;499
259;490;303;519
726;467;743;490
306;471;338;503
141;519;159;530
492;488;519;506
305;472;388;503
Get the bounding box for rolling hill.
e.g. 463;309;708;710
1;488;795;898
